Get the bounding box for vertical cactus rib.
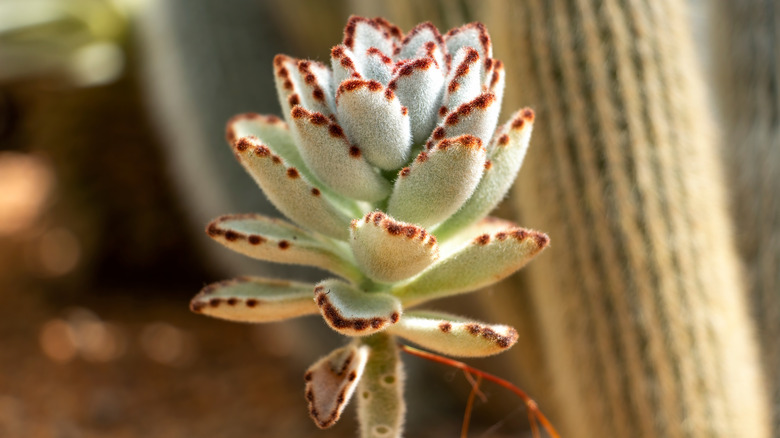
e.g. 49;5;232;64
480;0;769;437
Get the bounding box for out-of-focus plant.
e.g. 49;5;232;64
0;0;136;86
190;16;550;437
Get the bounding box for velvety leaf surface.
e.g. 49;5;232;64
388;135;486;228
291;105;391;201
231;136;354;239
388;310;518;357
314;279;402;336
434;108;535;240
190;277;318;322
350;211;438;283
206;213;361;282
305;344;369;429
335;79;411;170
391;227;549;306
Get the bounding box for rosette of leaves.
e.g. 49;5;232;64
190;16;549;438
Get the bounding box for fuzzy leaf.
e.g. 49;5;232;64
350;211;438;283
357;333;405;438
226;113;303;170
206;214;361;282
390;227;550;306
362;47;394;84
441;47;483;115
227;114;365;219
274;55;331;122
437;216;517;257
336;79;412;170
231;136;353;240
314;279;402;336
290;105;391;202
484;59;505;114
388;135;486;228
190;277;317;322
331;45;362;87
434;109;535;240
388;57;445;144
388;311;518;357
305;343;369;429
398;22;443;61
434;92;501;146
296;59;336;114
344;16;400;67
444;22;492;63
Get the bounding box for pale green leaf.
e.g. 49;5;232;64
314;279;402;336
305;343;369;429
274;54;332;118
434;108;535;240
397;22;444;64
290;105;391;202
391;227;550;306
206;214;361;282
388;134;486;228
231;136;354;240
335;79;412;170
443;22;492;64
388;310;518;357
434;92;501;147
190;276;317;323
390;56;445;144
441;47;482;115
350;211;438;283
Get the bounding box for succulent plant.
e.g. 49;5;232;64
190;16;549;437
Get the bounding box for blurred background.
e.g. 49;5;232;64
1;0;778;438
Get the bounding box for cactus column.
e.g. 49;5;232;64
483;0;769;437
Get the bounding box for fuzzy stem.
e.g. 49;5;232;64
357;333;406;438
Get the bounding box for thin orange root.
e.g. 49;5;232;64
399;344;560;438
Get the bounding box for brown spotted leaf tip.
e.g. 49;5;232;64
290;105;391;202
442;47;483;114
350;211;439;283
205;214;362;283
315;279;402;337
391;226;550;306
433;108;535;240
274;55;332;122
190;277;318;323
388;134;486;229
387;310;518;357
305;344;369;429
433;91;501;147
230;136;355;240
335;79;411;170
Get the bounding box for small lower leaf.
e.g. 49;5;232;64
190;277;318;322
387;310;518;357
305;343;369;429
314;279;402;336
